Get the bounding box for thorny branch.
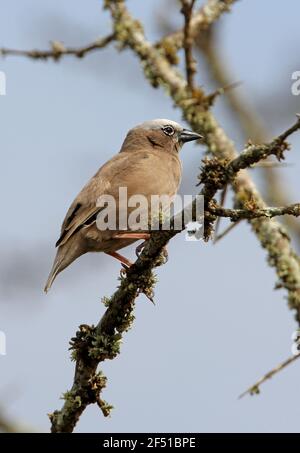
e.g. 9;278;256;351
2;0;300;432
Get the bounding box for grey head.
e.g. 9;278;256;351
132;119;202;146
120;118;203;154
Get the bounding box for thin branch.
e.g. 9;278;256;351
227;115;300;175
209;203;300;221
181;0;197;90
213;184;228;243
0;34;115;61
205;80;242;107
157;0;238;53
239;354;300;399
195;24;300;244
214;219;242;243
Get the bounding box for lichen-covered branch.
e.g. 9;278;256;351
227;115;300;174
106;0;300;321
3;0;299;431
50;1;300;430
181;0;197;90
49;111;300;431
193;23;300;244
209;203;300;221
157;0;238;55
49;228;181;432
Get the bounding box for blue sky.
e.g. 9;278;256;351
0;0;300;433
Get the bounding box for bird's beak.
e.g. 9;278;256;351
179;129;203;144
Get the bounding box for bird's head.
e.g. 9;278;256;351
121;119;203;154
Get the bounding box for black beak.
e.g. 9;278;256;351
179;129;203;143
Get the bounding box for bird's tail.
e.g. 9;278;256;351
44;255;63;293
44;236;84;293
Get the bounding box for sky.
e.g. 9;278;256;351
0;0;300;433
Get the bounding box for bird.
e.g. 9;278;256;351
44;119;202;292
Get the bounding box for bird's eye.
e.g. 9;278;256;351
162;125;175;136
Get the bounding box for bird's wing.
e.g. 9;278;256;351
56;203;101;247
56;149;181;247
55;153;127;247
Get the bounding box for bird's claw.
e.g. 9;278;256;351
162;246;168;263
120;263;130;277
135;240;147;258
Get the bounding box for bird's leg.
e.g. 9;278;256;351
114;232;152;258
105;251;133;268
114;232;151;240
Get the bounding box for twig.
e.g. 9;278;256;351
239;354;300;399
227;115;300;174
0;34;115;61
157;0;238;54
206;80;242;107
213;184;228;243
181;0;197;90
209;203;300;221
214;219;242;243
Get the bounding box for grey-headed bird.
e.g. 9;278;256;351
44;119;201;292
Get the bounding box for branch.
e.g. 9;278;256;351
50;225;195;432
5;0;298;431
227;115;300;174
209;203;300;221
0;34;115;61
49;108;300;431
181;0;197;90
239;354;300;399
194;23;300;244
158;0;238;54
48;151;231;432
105;0;300;319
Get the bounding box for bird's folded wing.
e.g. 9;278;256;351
55;149;181;248
55;204;101;247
